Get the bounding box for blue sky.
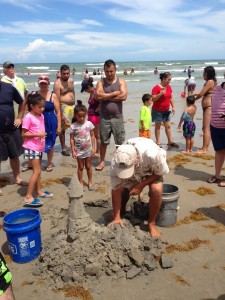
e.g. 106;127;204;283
0;0;225;63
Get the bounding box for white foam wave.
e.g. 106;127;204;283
125;79;141;82
27;66;49;70
172;77;189;81
23;72;50;76
85;63;104;66
204;62;218;65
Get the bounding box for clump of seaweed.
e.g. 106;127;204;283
41;178;64;187
166;238;210;254
202;223;225;234
167;154;192;167
62;285;94;300
95;180;108;194
188;186;216;196
174;210;209;227
191;153;214;160
95;185;106;194
171;273;191;286
215;204;225;209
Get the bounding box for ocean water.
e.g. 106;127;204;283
1;59;225;94
1;59;225;150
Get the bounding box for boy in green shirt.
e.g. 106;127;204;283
139;93;152;138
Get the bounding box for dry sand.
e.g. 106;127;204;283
1;119;225;300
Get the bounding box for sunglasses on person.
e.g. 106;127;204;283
6;65;14;69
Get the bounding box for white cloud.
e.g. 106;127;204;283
18;39;65;60
81;19;103;26
0;0;224;62
0;20;103;35
0;0;45;10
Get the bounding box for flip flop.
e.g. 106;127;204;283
207;176;220;184
0;189;3;196
218;181;225;187
46;165;53;172
39;191;53;198
167;142;179;148
61;150;70;156
23;198;43;207
92;153;100;158
88;186;95;191
16;180;29;186
95;165;104;171
21;163;32;172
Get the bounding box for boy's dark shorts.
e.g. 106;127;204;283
0;128;24;161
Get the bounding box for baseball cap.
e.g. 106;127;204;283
114;144;137;179
80;79;90;93
3;61;14;68
38;75;50;84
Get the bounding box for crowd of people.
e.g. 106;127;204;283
0;58;225;297
0;61;224;201
0;60;225;211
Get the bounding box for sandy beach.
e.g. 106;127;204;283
1;77;225;300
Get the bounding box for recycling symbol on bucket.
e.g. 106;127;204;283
9;243;17;254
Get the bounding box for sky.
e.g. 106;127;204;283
0;0;225;63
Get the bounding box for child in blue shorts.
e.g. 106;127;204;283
178;95;197;153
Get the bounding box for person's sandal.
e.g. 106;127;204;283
167;142;179;148
61;150;70;156
46;165;53;172
207;176;220;184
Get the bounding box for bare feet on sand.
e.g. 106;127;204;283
181;150;192;154
148;223;161;238
195;148;208;154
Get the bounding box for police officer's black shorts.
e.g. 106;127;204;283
0;128;24;161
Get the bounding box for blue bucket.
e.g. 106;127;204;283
3;208;42;263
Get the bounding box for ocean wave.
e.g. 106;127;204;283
124;79;141;82
85;63;104;66
27;66;50;70
22;72;50;76
48;69;59;72
204;62;218;65
172;77;191;81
